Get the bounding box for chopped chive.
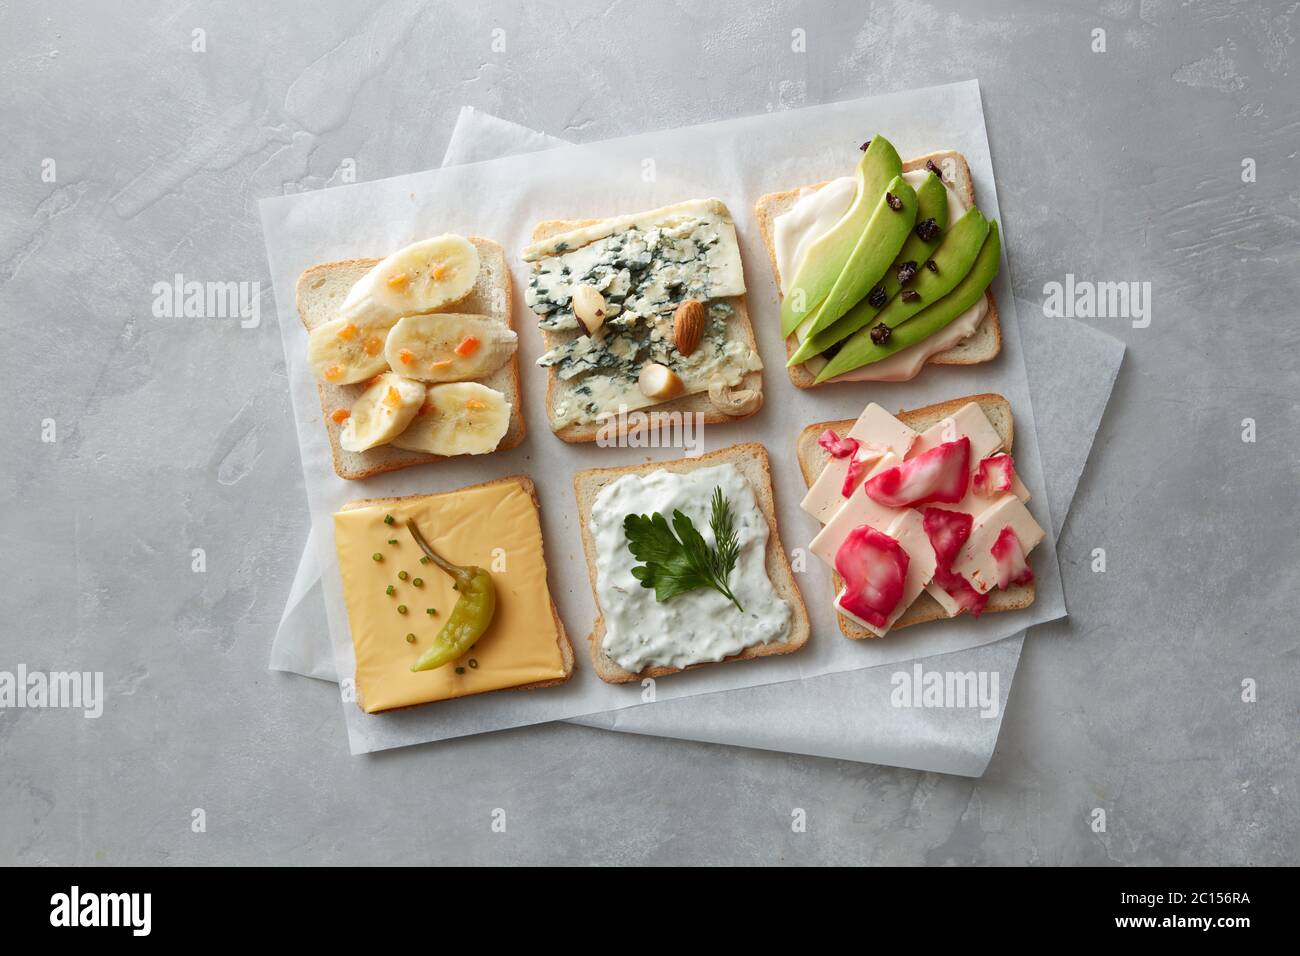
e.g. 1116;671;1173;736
405;633;416;643
397;570;409;581
387;538;398;545
426;608;437;615
455;666;465;675
385;585;395;596
468;659;478;669
372;552;382;562
419;556;431;565
383;514;395;525
397;605;408;615
412;578;423;588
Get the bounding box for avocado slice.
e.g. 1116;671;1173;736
797;175;916;341
779;136;902;337
814;220;1001;383
798;205;989;364
789;172;949;366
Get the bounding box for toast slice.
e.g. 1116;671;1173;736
573;442;810;682
796;393;1034;639
755;150;1001;389
338;475;574;711
528;213;763;443
296;237;525;480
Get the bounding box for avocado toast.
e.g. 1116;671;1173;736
756;138;1003;388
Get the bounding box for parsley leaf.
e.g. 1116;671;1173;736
623;486;745;613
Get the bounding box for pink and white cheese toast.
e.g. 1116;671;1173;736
795;394;1043;639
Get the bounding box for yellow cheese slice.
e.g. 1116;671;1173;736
333;478;567;713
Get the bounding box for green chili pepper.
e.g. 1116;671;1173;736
406;519;497;672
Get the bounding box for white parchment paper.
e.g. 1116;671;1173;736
270;107;1123;775
260;81;1067;755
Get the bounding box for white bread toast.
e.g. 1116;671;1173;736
338;474;574;709
296;238;525;480
572;442;810;683
755;150;1001;389
796;393;1034;639
528;214;763;443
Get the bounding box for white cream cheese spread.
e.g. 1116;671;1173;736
590;463;792;672
774;168;989;382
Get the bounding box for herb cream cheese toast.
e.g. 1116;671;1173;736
573;442;810;683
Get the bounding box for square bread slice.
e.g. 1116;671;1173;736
295;237;525;480
337;475;574;713
755;150;1002;389
795;393;1034;639
573;442;810;683
528;211;764;444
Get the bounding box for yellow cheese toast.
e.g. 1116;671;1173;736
333;475;573;713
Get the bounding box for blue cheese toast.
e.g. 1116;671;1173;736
522;199;764;443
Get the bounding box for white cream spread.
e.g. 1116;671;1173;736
590;463;792;673
773;176;858;301
774;167;990;382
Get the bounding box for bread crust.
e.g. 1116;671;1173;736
795;393;1034;639
526;213;764;444
753;150;1002;389
572;442;810;683
338;475;574;709
295;238;525;480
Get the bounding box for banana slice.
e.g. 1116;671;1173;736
384;314;517;383
307;315;398;385
339;373;425;453
391;382;510;456
341;235;479;325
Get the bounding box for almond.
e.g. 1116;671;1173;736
638;363;685;401
673;299;706;356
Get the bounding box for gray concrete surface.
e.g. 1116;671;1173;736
2;0;1297;865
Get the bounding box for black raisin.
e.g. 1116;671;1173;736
915;218;940;242
901;290;921;303
867;283;887;308
896;260;918;286
885;192;903;211
926;159;942;176
870;323;891;345
924;259;938;273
